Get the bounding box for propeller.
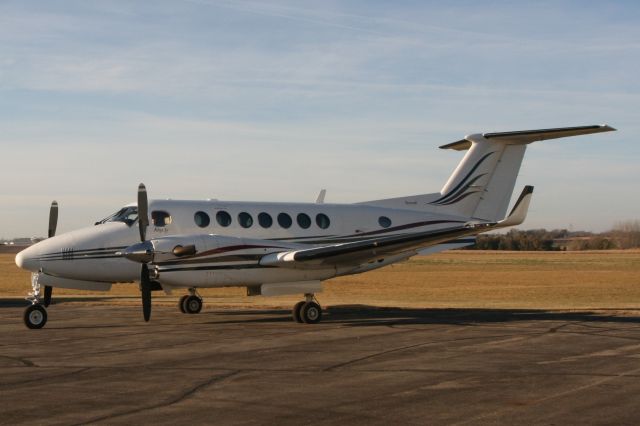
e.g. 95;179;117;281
125;184;197;321
137;183;152;322
43;201;58;307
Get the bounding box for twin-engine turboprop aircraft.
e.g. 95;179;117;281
15;125;615;328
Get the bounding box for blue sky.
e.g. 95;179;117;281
1;0;638;237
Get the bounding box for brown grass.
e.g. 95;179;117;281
2;250;639;309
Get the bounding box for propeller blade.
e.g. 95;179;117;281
141;264;151;322
43;285;52;307
44;201;58;307
172;245;197;257
138;183;149;242
48;201;58;238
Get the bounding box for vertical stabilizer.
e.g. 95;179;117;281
429;134;526;221
359;125;615;221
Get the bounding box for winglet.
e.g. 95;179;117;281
496;185;534;228
316;189;326;204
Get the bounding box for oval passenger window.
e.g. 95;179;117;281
316;213;330;229
238;212;253;228
278;213;292;229
194;211;210;228
297;213;311;229
258;212;273;228
378;216;392;228
216;211;232;227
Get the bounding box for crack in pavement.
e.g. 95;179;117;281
450;364;640;426
0;367;91;389
69;370;242;425
322;331;543;371
0;355;37;367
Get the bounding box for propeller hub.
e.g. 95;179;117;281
123;241;154;263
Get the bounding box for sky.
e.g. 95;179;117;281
1;0;638;237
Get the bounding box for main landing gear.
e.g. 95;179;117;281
24;272;47;329
292;293;322;324
179;288;203;314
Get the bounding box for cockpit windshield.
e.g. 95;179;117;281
96;206;139;226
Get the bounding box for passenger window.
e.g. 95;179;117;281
216;211;232;227
238;212;253;228
258;212;273;228
297;213;311;229
152;211;172;227
194;211;210;228
278;213;292;229
316;213;330;229
378;216;392;228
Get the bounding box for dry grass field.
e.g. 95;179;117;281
1;250;639;310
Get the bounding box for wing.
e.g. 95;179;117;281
260;223;489;268
261;186;533;269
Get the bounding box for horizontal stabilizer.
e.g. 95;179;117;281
440;124;615;151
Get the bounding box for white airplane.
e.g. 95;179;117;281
15;125;615;329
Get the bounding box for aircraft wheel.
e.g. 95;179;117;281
179;295;189;313
184;295;203;314
24;304;47;329
292;301;305;323
301;302;322;324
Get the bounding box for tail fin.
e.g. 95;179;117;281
360;125;615;221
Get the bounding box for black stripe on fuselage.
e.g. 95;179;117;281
156;238;477;269
39;254;124;262
37;246;127;260
158;263;275;273
156;254;263;266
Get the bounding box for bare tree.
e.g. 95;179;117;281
611;220;640;249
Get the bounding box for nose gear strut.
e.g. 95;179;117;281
24;271;48;329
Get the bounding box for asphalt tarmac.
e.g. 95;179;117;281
1;300;639;425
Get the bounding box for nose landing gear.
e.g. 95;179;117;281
24;272;47;329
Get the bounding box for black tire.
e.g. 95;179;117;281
24;305;47;329
184;295;203;314
292;301;305;323
301;302;322;324
179;295;189;313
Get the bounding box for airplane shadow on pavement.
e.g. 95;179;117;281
214;305;640;326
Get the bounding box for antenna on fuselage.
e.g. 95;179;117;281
316;189;326;204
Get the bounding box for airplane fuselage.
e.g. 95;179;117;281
16;199;471;288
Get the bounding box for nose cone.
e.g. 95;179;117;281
15;245;40;272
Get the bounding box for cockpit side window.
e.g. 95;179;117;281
97;207;138;226
152;211;172;227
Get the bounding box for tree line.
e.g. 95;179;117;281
466;220;640;251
